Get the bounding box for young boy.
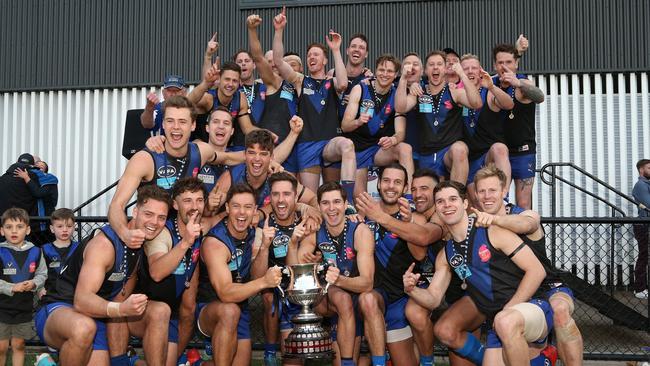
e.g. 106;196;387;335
39;208;78;298
0;208;47;366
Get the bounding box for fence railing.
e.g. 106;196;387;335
23;216;650;361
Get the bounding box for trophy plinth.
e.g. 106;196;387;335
280;263;333;360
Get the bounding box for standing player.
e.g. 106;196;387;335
396;51;482;183
272;7;357;202
342;54;414;197
459;54;514;204
473;164;581;365
334;34;373;121
492;43;545;209
196;183;282;366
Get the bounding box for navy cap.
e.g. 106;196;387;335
163;75;185;89
17;153;34;165
443;47;460;59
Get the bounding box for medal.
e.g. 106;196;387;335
320;99;326;105
469;122;475;128
379;123;384;129
184;281;191;288
434;120;439;126
461;281;468;290
509;112;515;119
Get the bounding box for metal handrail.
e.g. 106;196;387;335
538;162;642;217
72;180;119;214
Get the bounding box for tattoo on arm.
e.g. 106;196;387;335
519;83;545;104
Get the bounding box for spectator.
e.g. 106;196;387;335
0;154;39;219
140;75;188;136
14;156;59;245
632;158;650;299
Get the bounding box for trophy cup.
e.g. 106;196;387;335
278;263;334;360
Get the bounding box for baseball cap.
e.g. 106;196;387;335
163;75;185;89
443;47;460;59
17;153;34;165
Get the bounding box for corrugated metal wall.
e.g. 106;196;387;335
1;0;648;91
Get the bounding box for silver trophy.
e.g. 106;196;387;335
278;262;333;360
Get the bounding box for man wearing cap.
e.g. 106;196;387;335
0;154;40;218
141;75;188;136
443;48;461;85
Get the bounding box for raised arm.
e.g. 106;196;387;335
146;213;201;282
247;14;281;90
273;115;303;163
501;65;544;104
395;64;417;114
140;93;160;129
481;70;514;111
272;7;303;88
108;152;153;248
251;217;274;279
471;207;540;236
326;30;348;93
449;63;482;109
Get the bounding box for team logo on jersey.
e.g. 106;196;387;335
157;165;177;178
360;99;375;117
3;262;16;276
49;261;61;268
478;244;491;262
450;253;464;268
272;234;290;248
192;167;199;177
231;248;244;261
108;272;126;282
345;247;355;260
29;261;36;273
191;248;200;263
263;195;271;207
384;104;392;115
318;242;336;253
260;91;266;100
444;100;453;110
418;95;433;105
324;81;331;90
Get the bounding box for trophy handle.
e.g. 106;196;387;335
316;264;331;294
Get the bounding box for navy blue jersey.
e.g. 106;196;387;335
316;218;359;278
267;213;301;268
150;102;164;136
414;84;463;154
445;224;525;319
44;225;142;305
493;75;537;156
144;142;202;192
138;220;201;316
240;81;266;125
229;164;271;208
344;83;397;151
197;163;228;193
0;245;42;323
369;214;419;303
258;81;298;143
41;241;79;295
462;88;505;160
338;72;368;120
209;90;245;147
298;76;341;142
197;221;255;305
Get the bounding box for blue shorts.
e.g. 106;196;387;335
35;302;108;351
486;298;554;349
282;145;299;173
296;141;329;171
374;288;409;331
418;145;451;179
356;145;380;169
168;318;179;343
509;153;536;180
196;302;251;340
545;285;574;301
279;302;302;331
467;153;487;184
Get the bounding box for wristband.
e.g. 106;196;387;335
107;301;122;318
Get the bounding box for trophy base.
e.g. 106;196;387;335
283;323;333;360
283;350;334;361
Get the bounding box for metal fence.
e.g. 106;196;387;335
23;216;650;361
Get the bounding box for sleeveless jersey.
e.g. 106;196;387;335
41;241;79;295
144;142;202;191
414;84;463;154
344;82;397;151
209;90;245;147
258;81;298;143
494;75;537;156
267;213;301;268
445;224;525;319
338;72;368;120
44;225;142;305
239;81;266;125
0;246;41;323
197;221;255;305
316;219;359;278
369;214;419;303
506;204;562;289
138;220;202;316
229;163;271;208
197;163;228;193
298;76;341;142
462;88;506;159
404;79;427;155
